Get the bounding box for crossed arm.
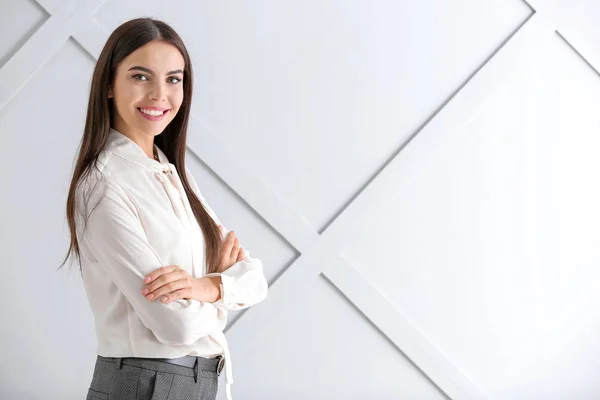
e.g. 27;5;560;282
79;175;268;346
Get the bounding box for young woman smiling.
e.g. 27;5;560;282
59;18;268;400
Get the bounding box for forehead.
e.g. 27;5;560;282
121;40;185;72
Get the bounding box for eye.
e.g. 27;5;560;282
132;74;149;81
168;76;182;84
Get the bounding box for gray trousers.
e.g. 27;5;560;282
86;355;219;400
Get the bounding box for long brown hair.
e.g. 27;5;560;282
58;18;223;275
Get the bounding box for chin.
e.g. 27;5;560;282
147;125;169;136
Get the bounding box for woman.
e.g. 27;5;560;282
59;18;268;400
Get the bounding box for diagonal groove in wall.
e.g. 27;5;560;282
0;0;50;71
319;270;452;400
318;5;535;236
555;30;600;78
0;0;104;113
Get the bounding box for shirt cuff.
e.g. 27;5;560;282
215;273;236;308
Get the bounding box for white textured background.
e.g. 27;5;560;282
1;0;600;399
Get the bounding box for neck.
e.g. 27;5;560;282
112;122;155;159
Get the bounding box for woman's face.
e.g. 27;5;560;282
109;40;185;139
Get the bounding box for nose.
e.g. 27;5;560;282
148;80;167;102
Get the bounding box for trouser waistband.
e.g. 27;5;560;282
99;355;224;384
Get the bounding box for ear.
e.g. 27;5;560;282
108;88;113;98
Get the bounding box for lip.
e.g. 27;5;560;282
137;107;170;121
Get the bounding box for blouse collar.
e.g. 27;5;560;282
105;127;171;173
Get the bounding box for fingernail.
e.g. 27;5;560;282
141;289;148;295
161;297;168;302
146;294;154;300
144;277;151;282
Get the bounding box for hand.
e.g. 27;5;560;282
141;265;219;304
217;225;246;273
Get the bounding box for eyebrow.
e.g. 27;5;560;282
128;66;184;75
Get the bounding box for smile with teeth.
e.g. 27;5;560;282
138;108;167;116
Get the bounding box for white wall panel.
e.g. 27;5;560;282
94;0;532;232
237;277;448;399
0;0;48;70
343;31;600;398
0;37;97;399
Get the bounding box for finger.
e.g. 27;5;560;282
143;271;172;293
236;248;245;262
218;225;229;240
223;231;236;251
142;268;185;298
144;265;178;284
230;237;240;258
145;278;188;301
163;287;191;303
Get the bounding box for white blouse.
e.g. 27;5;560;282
75;127;268;400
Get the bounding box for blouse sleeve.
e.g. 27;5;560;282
184;166;269;310
77;176;226;346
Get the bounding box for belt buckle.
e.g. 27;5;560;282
216;356;225;376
